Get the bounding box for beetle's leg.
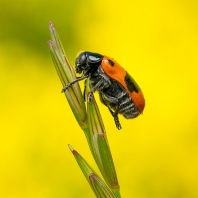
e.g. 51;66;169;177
87;92;93;103
87;68;111;102
83;79;87;101
87;78;106;103
91;79;104;92
102;94;122;130
107;105;122;130
61;74;88;93
114;117;122;130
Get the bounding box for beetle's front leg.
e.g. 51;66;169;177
62;74;88;93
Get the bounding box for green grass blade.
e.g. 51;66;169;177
68;145;116;198
48;22;87;129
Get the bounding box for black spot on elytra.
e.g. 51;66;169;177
108;59;114;66
124;73;138;93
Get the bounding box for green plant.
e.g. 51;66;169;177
48;22;121;198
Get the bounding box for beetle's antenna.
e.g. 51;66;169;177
61;74;88;93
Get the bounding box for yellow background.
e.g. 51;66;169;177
1;0;198;197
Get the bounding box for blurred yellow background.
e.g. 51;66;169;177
1;0;198;197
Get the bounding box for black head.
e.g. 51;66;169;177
75;52;103;74
75;52;87;74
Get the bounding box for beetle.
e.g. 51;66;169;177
62;51;145;129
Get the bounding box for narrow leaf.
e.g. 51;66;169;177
48;22;87;129
85;80;121;197
68;145;116;198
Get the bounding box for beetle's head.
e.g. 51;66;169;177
75;52;88;74
75;51;103;75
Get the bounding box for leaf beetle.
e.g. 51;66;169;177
62;52;145;129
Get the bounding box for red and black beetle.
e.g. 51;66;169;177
62;52;145;129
